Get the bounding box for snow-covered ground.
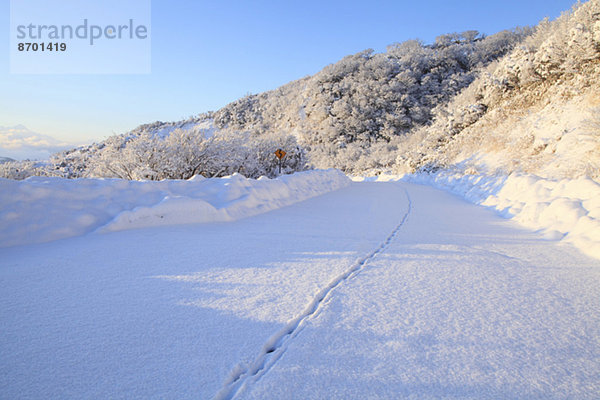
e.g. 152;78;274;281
1;173;599;399
239;182;600;400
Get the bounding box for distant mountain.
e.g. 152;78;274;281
0;125;73;161
0;157;15;164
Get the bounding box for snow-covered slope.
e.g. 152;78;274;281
3;2;598;182
403;0;600;180
355;171;600;260
0;26;531;179
0;170;349;248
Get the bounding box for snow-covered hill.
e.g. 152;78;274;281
3;1;599;185
404;0;600;181
0;21;531;178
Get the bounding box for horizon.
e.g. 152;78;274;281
0;0;580;159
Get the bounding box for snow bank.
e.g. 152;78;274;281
0;170;350;248
403;171;600;260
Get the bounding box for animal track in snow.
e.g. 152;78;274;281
213;189;412;400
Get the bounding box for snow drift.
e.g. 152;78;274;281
401;171;600;260
0;170;350;248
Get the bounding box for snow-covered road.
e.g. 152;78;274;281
1;182;599;399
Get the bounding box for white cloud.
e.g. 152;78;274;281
0;125;74;160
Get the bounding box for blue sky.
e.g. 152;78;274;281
0;0;579;149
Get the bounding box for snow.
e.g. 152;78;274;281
0;181;410;399
1;179;598;399
140;119;217;140
1;169;600;399
454;90;600;181
239;183;600;400
400;171;600;260
0;169;349;248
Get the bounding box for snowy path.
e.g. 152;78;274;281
239;183;600;399
215;190;412;399
1;182;599;399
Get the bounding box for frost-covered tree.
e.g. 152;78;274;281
207;27;528;171
82;129;306;181
3;15;555;180
0;160;50;180
399;0;600;179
